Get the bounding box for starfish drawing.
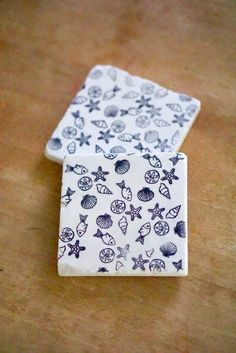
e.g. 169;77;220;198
67;240;86;259
154;138;171;152
91;166;109;182
172;113;189;127
117;244;130;260
146;105;162;118
148;203;165;220
76;132;91;146
125;204;142;221
134;142;151;153
169;153;184;166
97;267;109;273
161;168;179;185
136;95;152;108
132;254;149;271
85;99;100;113
172;259;183;272
98;129;115;144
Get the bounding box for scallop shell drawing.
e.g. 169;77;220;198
78;176;93;191
174;221;186;238
154;88;168;99
47;137;62;150
118;216;128;235
154;221;169;236
144;130;159;143
114;159;130;174
110;146;126;154
149;259;165;272
89;68;103;79
145;170;160;184
186;104;198;117
107;66;117;81
166;205;181;219
153;119;171;127
81;195;97;209
96;214;113;229
141;82;155;95
159;183;171;199
125;75;136;87
110;199;126;214
160;242;177;257
166;103;182;112
137;187;154;202
96;183;113;194
67;141;76;154
104;105;119;118
171;130;180;146
91;120;108;129
122;91;139;99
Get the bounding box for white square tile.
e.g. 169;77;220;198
45;65;200;164
58;152;188;276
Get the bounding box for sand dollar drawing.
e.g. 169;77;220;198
99;248;115;263
154;221;169;236
62;126;77;139
77;176;93;191
136;115;150;128
110;199;126;214
88;85;102;98
111;120;126;133
145;170;160;184
59;227;74;242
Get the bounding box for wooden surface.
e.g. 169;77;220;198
0;1;236;352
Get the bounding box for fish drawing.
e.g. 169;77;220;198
93;229;116;246
72;111;85;129
76;214;88;237
103;85;121;101
116;180;132;201
61;187;75;207
135;222;151;245
120;107;142;116
118;133;140;142
143;154;162;168
65;164;88;175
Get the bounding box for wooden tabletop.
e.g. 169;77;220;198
1;1;235;352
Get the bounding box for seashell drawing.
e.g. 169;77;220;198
159;183;171;199
110;199;126;214
110;146;127;154
144;130;159;143
154;221;169;236
179;94;192;102
71;96;88;105
145;248;154;258
88;85;102;98
116;261;124;271
154;88;168;99
118;216;128;235
47;137;62;150
59;227;74;243
125;74;136;86
67;141;76;154
99;248;115;263
91;120;108;129
104;105;119;118
136;115;150;128
141;82;155;95
143;154;162;168
160;242;177;257
111;120;126;133
174;221;186;238
153;119;171;127
114;159;130;174
58;245;66;259
122;91;139;99
78;176;93;191
149;259;165;272
186;104;198;117
62;126;77;139
89;68;103;79
166;205;181;219
96;214;113;229
81;194;97;209
145;170;160;184
166;103;182;112
137;187;154;202
96;183;113;194
171;130;180;146
107;66;117;81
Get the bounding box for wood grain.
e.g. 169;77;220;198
0;1;236;352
